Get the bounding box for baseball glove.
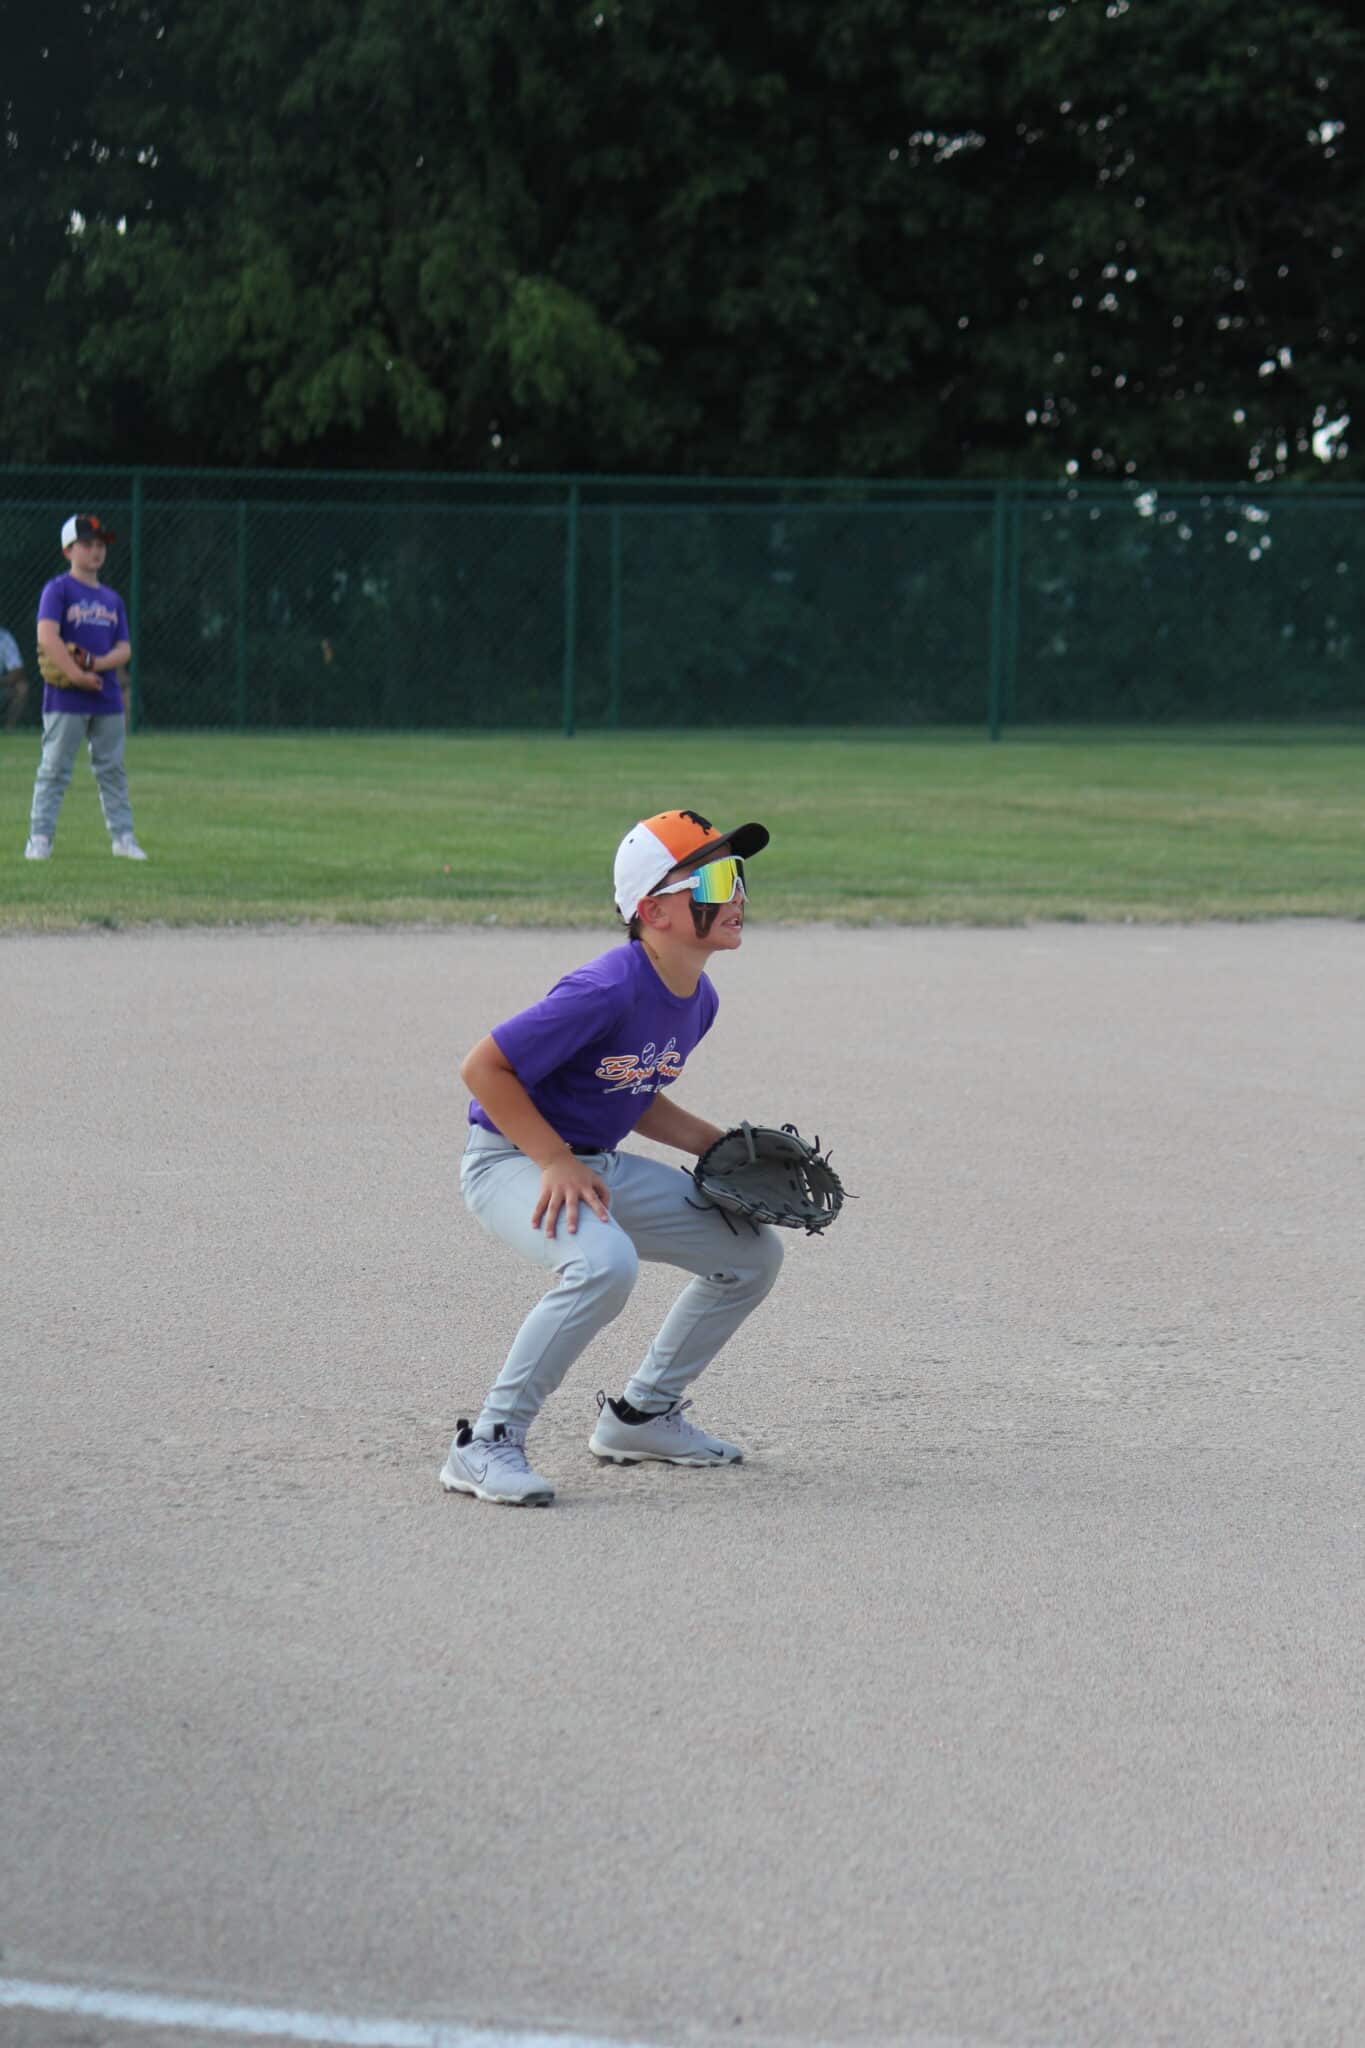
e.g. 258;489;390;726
689;1122;847;1236
37;642;96;685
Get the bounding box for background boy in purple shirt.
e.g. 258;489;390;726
442;808;784;1507
24;514;148;861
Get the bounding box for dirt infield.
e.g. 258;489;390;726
3;923;1363;2048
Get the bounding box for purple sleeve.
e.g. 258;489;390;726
490;966;623;1087
115;596;130;640
36;579;65;625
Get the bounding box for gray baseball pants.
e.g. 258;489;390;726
30;711;135;842
460;1125;784;1438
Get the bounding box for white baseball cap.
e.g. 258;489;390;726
62;513;117;548
613;810;769;921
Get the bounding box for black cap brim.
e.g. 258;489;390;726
675;821;769;873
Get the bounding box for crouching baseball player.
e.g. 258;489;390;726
441;808;784;1507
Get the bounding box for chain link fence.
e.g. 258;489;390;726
1;467;1361;733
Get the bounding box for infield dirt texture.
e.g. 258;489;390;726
3;923;1363;2048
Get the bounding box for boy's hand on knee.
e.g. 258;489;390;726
533;1154;611;1237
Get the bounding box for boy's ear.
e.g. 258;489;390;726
635;893;674;930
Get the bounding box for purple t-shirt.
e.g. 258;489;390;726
470;941;720;1152
37;573;129;715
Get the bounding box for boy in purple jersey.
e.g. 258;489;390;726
442;808;784;1507
24;514;148;862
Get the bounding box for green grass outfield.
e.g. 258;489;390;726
3;726;1363;931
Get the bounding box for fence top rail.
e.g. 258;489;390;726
2;463;1365;504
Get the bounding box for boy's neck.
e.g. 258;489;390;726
68;563;101;587
638;933;706;997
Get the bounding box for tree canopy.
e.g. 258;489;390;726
3;0;1361;478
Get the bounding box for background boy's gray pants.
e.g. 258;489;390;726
30;711;134;841
460;1126;784;1437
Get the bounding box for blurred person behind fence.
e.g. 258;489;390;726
0;625;29;733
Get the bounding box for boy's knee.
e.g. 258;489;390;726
751;1226;785;1291
568;1234;639;1316
714;1227;784;1294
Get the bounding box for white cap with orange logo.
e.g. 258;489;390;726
61;513;118;548
612;809;769;921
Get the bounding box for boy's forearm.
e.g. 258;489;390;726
94;640;131;674
632;1094;724;1156
37;622;96;688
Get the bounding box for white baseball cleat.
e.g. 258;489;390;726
440;1421;554;1506
112;834;149;859
589;1393;743;1466
24;835;52;860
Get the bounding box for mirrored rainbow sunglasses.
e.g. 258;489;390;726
650;854;746;905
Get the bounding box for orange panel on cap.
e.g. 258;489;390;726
642;811;719;862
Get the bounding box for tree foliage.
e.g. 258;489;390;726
3;0;1362;478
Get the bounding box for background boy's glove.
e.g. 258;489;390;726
689;1122;847;1235
37;643;96;684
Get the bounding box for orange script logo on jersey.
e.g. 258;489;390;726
596;1039;684;1095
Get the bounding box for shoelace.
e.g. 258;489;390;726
655;1401;699;1436
484;1431;532;1472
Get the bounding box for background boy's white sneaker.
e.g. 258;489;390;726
589;1393;743;1466
112;834;149;859
24;835;52;860
440;1421;554;1506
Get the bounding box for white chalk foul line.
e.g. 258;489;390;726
0;1978;639;2048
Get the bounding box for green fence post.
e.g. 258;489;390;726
561;480;580;737
1005;493;1023;725
988;487;1007;741
127;473;144;734
608;505;623;728
235;501;248;730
